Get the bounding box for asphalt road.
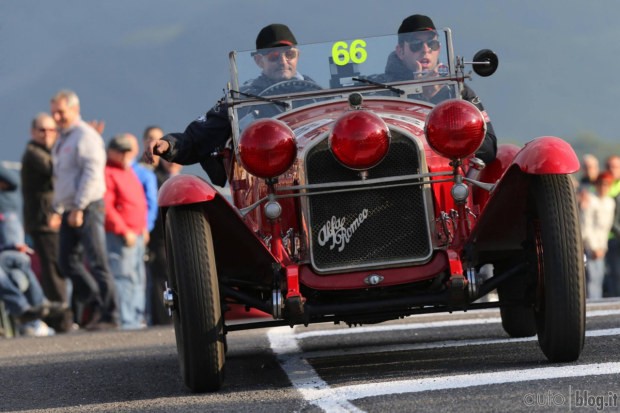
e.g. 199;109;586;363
1;299;619;413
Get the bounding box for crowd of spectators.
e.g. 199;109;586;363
577;154;620;299
0;89;181;337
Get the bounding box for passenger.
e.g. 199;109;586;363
50;89;119;330
103;134;148;329
143;23;312;186
384;14;497;164
580;171;615;299
20;113;74;332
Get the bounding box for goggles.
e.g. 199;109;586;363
259;48;299;62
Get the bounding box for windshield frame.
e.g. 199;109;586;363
227;28;464;147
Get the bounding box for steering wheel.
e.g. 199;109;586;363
258;79;323;97
241;79;324;120
238;79;324;128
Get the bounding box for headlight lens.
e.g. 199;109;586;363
239;119;297;179
425;99;486;160
328;110;391;170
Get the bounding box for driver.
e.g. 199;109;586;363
144;23;310;186
242;24;316;95
385;15;497;164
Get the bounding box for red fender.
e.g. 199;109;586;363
468;137;579;262
158;174;218;207
511;136;580;175
159;174;279;287
475;143;521;207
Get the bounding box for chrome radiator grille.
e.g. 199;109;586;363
305;134;432;273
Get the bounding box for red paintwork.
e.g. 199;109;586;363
425;100;486;159
511;136;580;174
328;110;391;170
474;143;520;208
284;99;431;150
447;250;462;272
158;174;217;207
239;119;297;178
298;251;449;290
286;264;301;297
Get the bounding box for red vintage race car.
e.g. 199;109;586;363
159;29;585;392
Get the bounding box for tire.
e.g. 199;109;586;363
165;206;225;392
497;262;537;337
529;174;585;362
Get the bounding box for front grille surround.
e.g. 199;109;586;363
299;129;434;274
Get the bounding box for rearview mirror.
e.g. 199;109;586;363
472;49;498;77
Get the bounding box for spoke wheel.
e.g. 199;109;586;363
529;174;585;362
165;206;225;392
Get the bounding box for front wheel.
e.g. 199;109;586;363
165;205;225;392
530;174;585;362
497;260;537;338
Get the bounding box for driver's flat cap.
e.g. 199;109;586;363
256;23;297;50
398;14;436;33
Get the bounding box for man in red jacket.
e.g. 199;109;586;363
104;134;148;329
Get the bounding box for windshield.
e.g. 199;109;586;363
228;30;460;130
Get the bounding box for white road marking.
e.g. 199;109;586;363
268;327;364;413
301;328;620;359
336;362;620;401
294;309;620;340
268;309;620;412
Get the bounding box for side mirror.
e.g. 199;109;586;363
472;49;499;77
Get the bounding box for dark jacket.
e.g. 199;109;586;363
20;141;55;233
383;51;498;164
0;163;20;215
160;73;317;187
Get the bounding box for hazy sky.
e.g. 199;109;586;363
2;0;619;175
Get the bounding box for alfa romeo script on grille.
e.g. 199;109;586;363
317;208;369;252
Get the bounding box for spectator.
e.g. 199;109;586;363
20;113;73;332
580;172;615;299
50;89;119;330
580;154;600;190
143;23;312;186
577;154;600;217
128;134;158;235
603;155;620;297
381;14;497;164
0;163;23;247
0;214;66;337
141;125;183;325
606;155;620;196
104;134;148;329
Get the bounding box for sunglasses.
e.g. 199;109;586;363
38;127;57;133
260;48;299;62
407;38;440;53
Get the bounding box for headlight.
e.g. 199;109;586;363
239;119;297;179
328;110;391;170
425;100;486;160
